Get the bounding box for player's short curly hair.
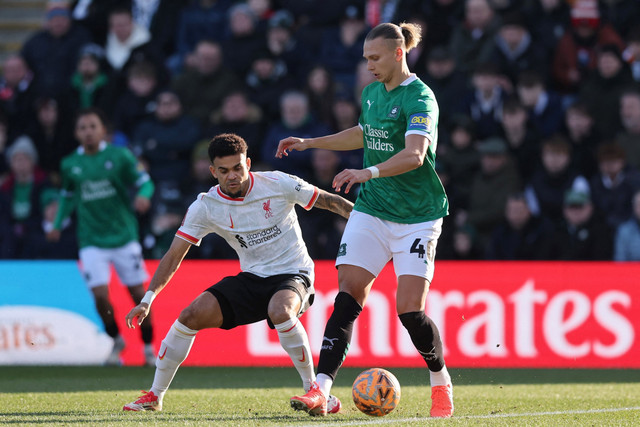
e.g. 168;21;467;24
208;133;248;162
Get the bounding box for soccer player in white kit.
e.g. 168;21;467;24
122;133;353;412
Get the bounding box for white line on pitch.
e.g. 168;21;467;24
299;406;640;426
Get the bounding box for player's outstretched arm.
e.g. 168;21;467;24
276;126;364;158
313;189;354;219
126;237;192;328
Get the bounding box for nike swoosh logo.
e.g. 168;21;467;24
298;348;306;363
229;213;234;229
158;347;167;360
418;99;428;104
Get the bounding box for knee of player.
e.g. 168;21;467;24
268;306;296;325
177;305;201;330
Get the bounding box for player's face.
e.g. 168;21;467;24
75;113;106;153
363;37;401;85
211;153;251;198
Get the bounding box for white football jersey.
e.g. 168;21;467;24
177;171;318;282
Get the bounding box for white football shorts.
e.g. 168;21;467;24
335;210;442;281
79;241;148;288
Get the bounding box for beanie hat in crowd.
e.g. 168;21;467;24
571;0;600;29
6;135;39;165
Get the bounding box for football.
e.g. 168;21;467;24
352;368;401;416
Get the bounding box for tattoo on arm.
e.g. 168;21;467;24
314;189;354;219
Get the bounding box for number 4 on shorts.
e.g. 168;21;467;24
410;238;425;259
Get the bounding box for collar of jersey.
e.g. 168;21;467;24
216;172;254;201
78;140;107;155
400;73;417;86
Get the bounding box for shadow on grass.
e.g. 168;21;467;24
0;412;313;424
1;366;639;393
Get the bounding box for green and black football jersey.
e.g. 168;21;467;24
54;142;154;248
355;74;448;224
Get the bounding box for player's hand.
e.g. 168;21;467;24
134;196;151;214
46;229;61;242
276;137;307;158
126;303;150;328
333;168;372;194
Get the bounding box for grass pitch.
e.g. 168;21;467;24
1;366;639;426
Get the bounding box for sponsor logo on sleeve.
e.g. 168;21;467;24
408;113;433;134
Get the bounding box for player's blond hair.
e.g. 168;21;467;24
365;22;422;53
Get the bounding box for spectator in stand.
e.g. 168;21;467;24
21;3;92;99
560;100;601;179
131;90;202;206
523;0;570;63
525;135;590;225
168;0;233;75
0;136;55;258
111;61;162;141
0;55;37;141
616;89;640;170
419;46;469;131
304;65;337;129
486;192;553;260
440;115;480;212
207;90;266;164
24;98;75;184
448;0;500;74
245;49;296;123
614;189;640;261
516;70;565;139
65;43;111;113
461;62;506;139
589;142;640;229
463;137;522;250
623;26;640;82
549;190;613;260
261;90;331;181
490;11;548;88
221;3;266;78
498;97;540;182
104;7;151;73
172;39;240;127
318;3;369;93
265;10;310;82
579;44;635;136
551;0;625;95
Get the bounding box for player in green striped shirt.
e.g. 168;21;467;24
278;22;453;418
47;107;156;366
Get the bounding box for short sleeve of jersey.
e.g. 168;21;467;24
119;147;151;187
275;172;319;210
405;85;439;142
176;195;212;246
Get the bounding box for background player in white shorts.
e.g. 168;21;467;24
278;22;454;418
122;133;353;412
47;107;155;366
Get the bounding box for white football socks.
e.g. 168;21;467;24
274;318;315;392
429;365;452;387
316;373;333;398
150;320;197;402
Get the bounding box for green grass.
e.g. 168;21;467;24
1;367;639;426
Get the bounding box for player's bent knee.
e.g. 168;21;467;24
178;293;223;330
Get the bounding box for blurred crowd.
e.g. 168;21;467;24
1;0;640;262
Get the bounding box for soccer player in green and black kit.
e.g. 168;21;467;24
47;107;156;366
277;22;454;418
